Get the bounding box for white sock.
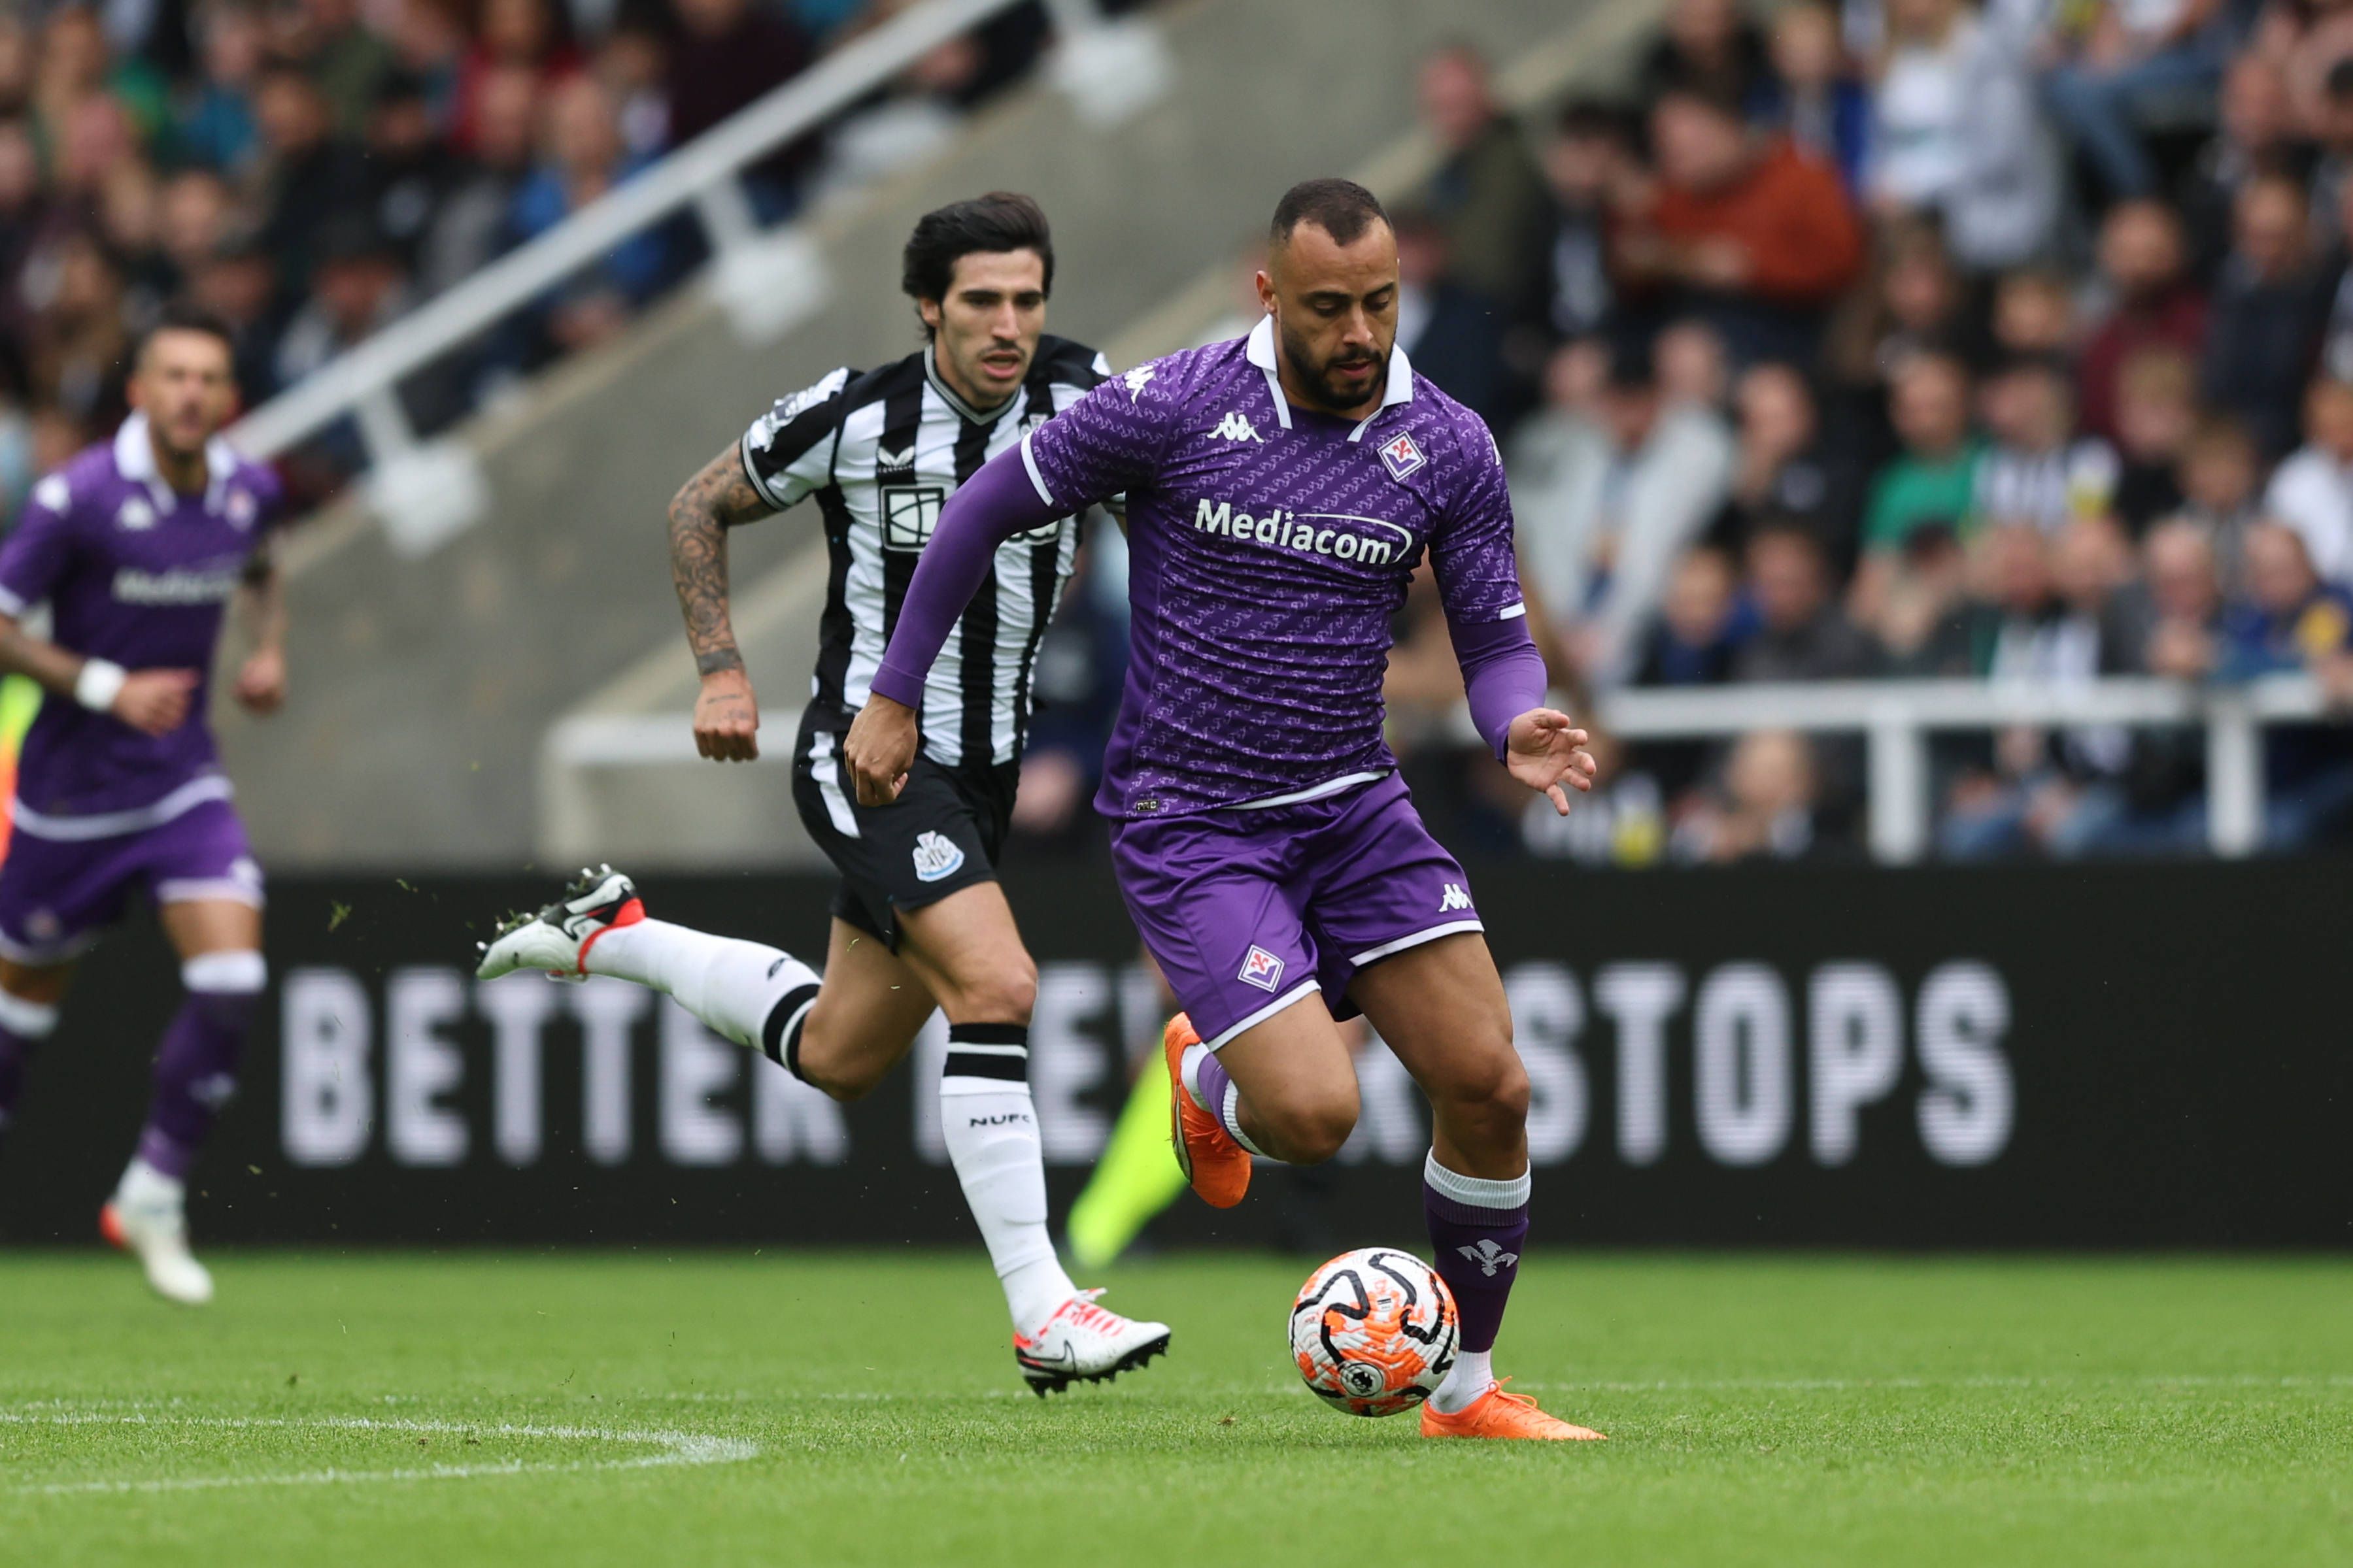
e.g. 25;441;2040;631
940;1024;1075;1331
1179;1041;1210;1110
114;1156;184;1214
584;918;819;1053
1431;1348;1495;1414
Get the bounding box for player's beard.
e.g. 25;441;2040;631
1278;320;1387;414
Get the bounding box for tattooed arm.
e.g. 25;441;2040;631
668;443;779;762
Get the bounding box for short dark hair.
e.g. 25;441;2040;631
1270;178;1389;251
901;192;1053;336
134;302;237;370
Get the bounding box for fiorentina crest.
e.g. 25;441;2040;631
1237;944;1285;992
1378;431;1425;481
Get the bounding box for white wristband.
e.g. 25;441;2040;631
74;658;126;713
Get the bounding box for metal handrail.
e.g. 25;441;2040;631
228;0;1127;474
1595;673;2329;861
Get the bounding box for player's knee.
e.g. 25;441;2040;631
794;1023;890;1103
1432;1034;1529;1133
936;954;1036;1027
1266;1081;1360;1165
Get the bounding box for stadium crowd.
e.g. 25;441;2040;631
1351;3;2353;865
0;0;1115;503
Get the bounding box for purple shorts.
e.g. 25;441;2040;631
1108;773;1483;1050
0;795;263;965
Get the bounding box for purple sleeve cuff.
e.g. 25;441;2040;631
1447;610;1548;760
869;448;1064;708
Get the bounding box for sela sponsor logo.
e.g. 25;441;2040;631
911;831;966;883
1207;410;1262;442
1191;499;1413;567
880;484;946;551
111;564;244;605
1457;1239;1519;1276
1379;432;1425;481
1121;364;1156;402
1438;882;1473;913
1238;944;1285;993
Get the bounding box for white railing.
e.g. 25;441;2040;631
1597;673;2330;861
228;0;1166;554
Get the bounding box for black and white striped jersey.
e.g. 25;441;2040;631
737;335;1109;770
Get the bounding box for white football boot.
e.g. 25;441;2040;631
1013;1288;1172;1395
476;865;643;981
101;1161;212;1306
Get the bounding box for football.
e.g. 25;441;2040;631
1289;1247;1460;1416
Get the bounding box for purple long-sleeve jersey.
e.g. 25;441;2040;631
873;318;1541;819
0;415;282;824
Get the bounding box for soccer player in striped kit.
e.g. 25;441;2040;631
847;179;1606;1440
477;193;1169;1393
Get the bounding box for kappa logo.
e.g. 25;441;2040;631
1379;431;1425;481
1121;364;1156;402
911;831;966;883
1438;882;1473;912
1457;1239;1519;1277
1207;410;1263;442
1237;944;1285;993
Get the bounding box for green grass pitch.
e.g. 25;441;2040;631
1;1250;2348;1566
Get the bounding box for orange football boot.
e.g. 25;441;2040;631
1163;1013;1250;1209
1420;1380;1605;1441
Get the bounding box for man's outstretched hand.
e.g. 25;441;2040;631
1506;708;1599;816
843;694;917;805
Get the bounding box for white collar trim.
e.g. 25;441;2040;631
1244;314;1414;440
113;413;237;510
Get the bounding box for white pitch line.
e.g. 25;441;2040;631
1;1410;757;1497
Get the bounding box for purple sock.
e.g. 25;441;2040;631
136;988;254;1179
1422;1152;1532;1354
1188;1046;1262;1155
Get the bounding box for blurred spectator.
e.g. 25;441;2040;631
2078;199;2207;444
1735;520;1880;683
2110;348;2197;532
1417;44;1551;326
2218;520;2353;842
2260;376;2353;583
1867;0;2059;270
511;73;668;362
454;0;581;155
1974;354;2120;533
1860;350;1980;554
252;63;371;294
178;0;267;175
2180;54;2301;282
809;28;979;207
1630;544;1750;799
1389;207;1515;430
1713;359;1862;564
668;0;809;214
1615;86;1865;363
1857;521;1974;673
1655;316;1731;410
1754;1;1869;192
2199;171;2330;457
1640;0;1770;110
1670;727;1820;861
422;63;539;298
2040;0;2229;203
1538;101;1633;342
1513;335;1735;684
1989;267;2079;361
292;0;396;137
367;71;460;275
1940;518;2144;856
2174;415;2263;580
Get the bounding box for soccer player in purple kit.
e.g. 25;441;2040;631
846;179;1604;1441
0;306;288;1305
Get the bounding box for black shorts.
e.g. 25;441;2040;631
790;712;1017;951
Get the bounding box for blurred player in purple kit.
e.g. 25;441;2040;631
0;306;288;1305
847;179;1603;1440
